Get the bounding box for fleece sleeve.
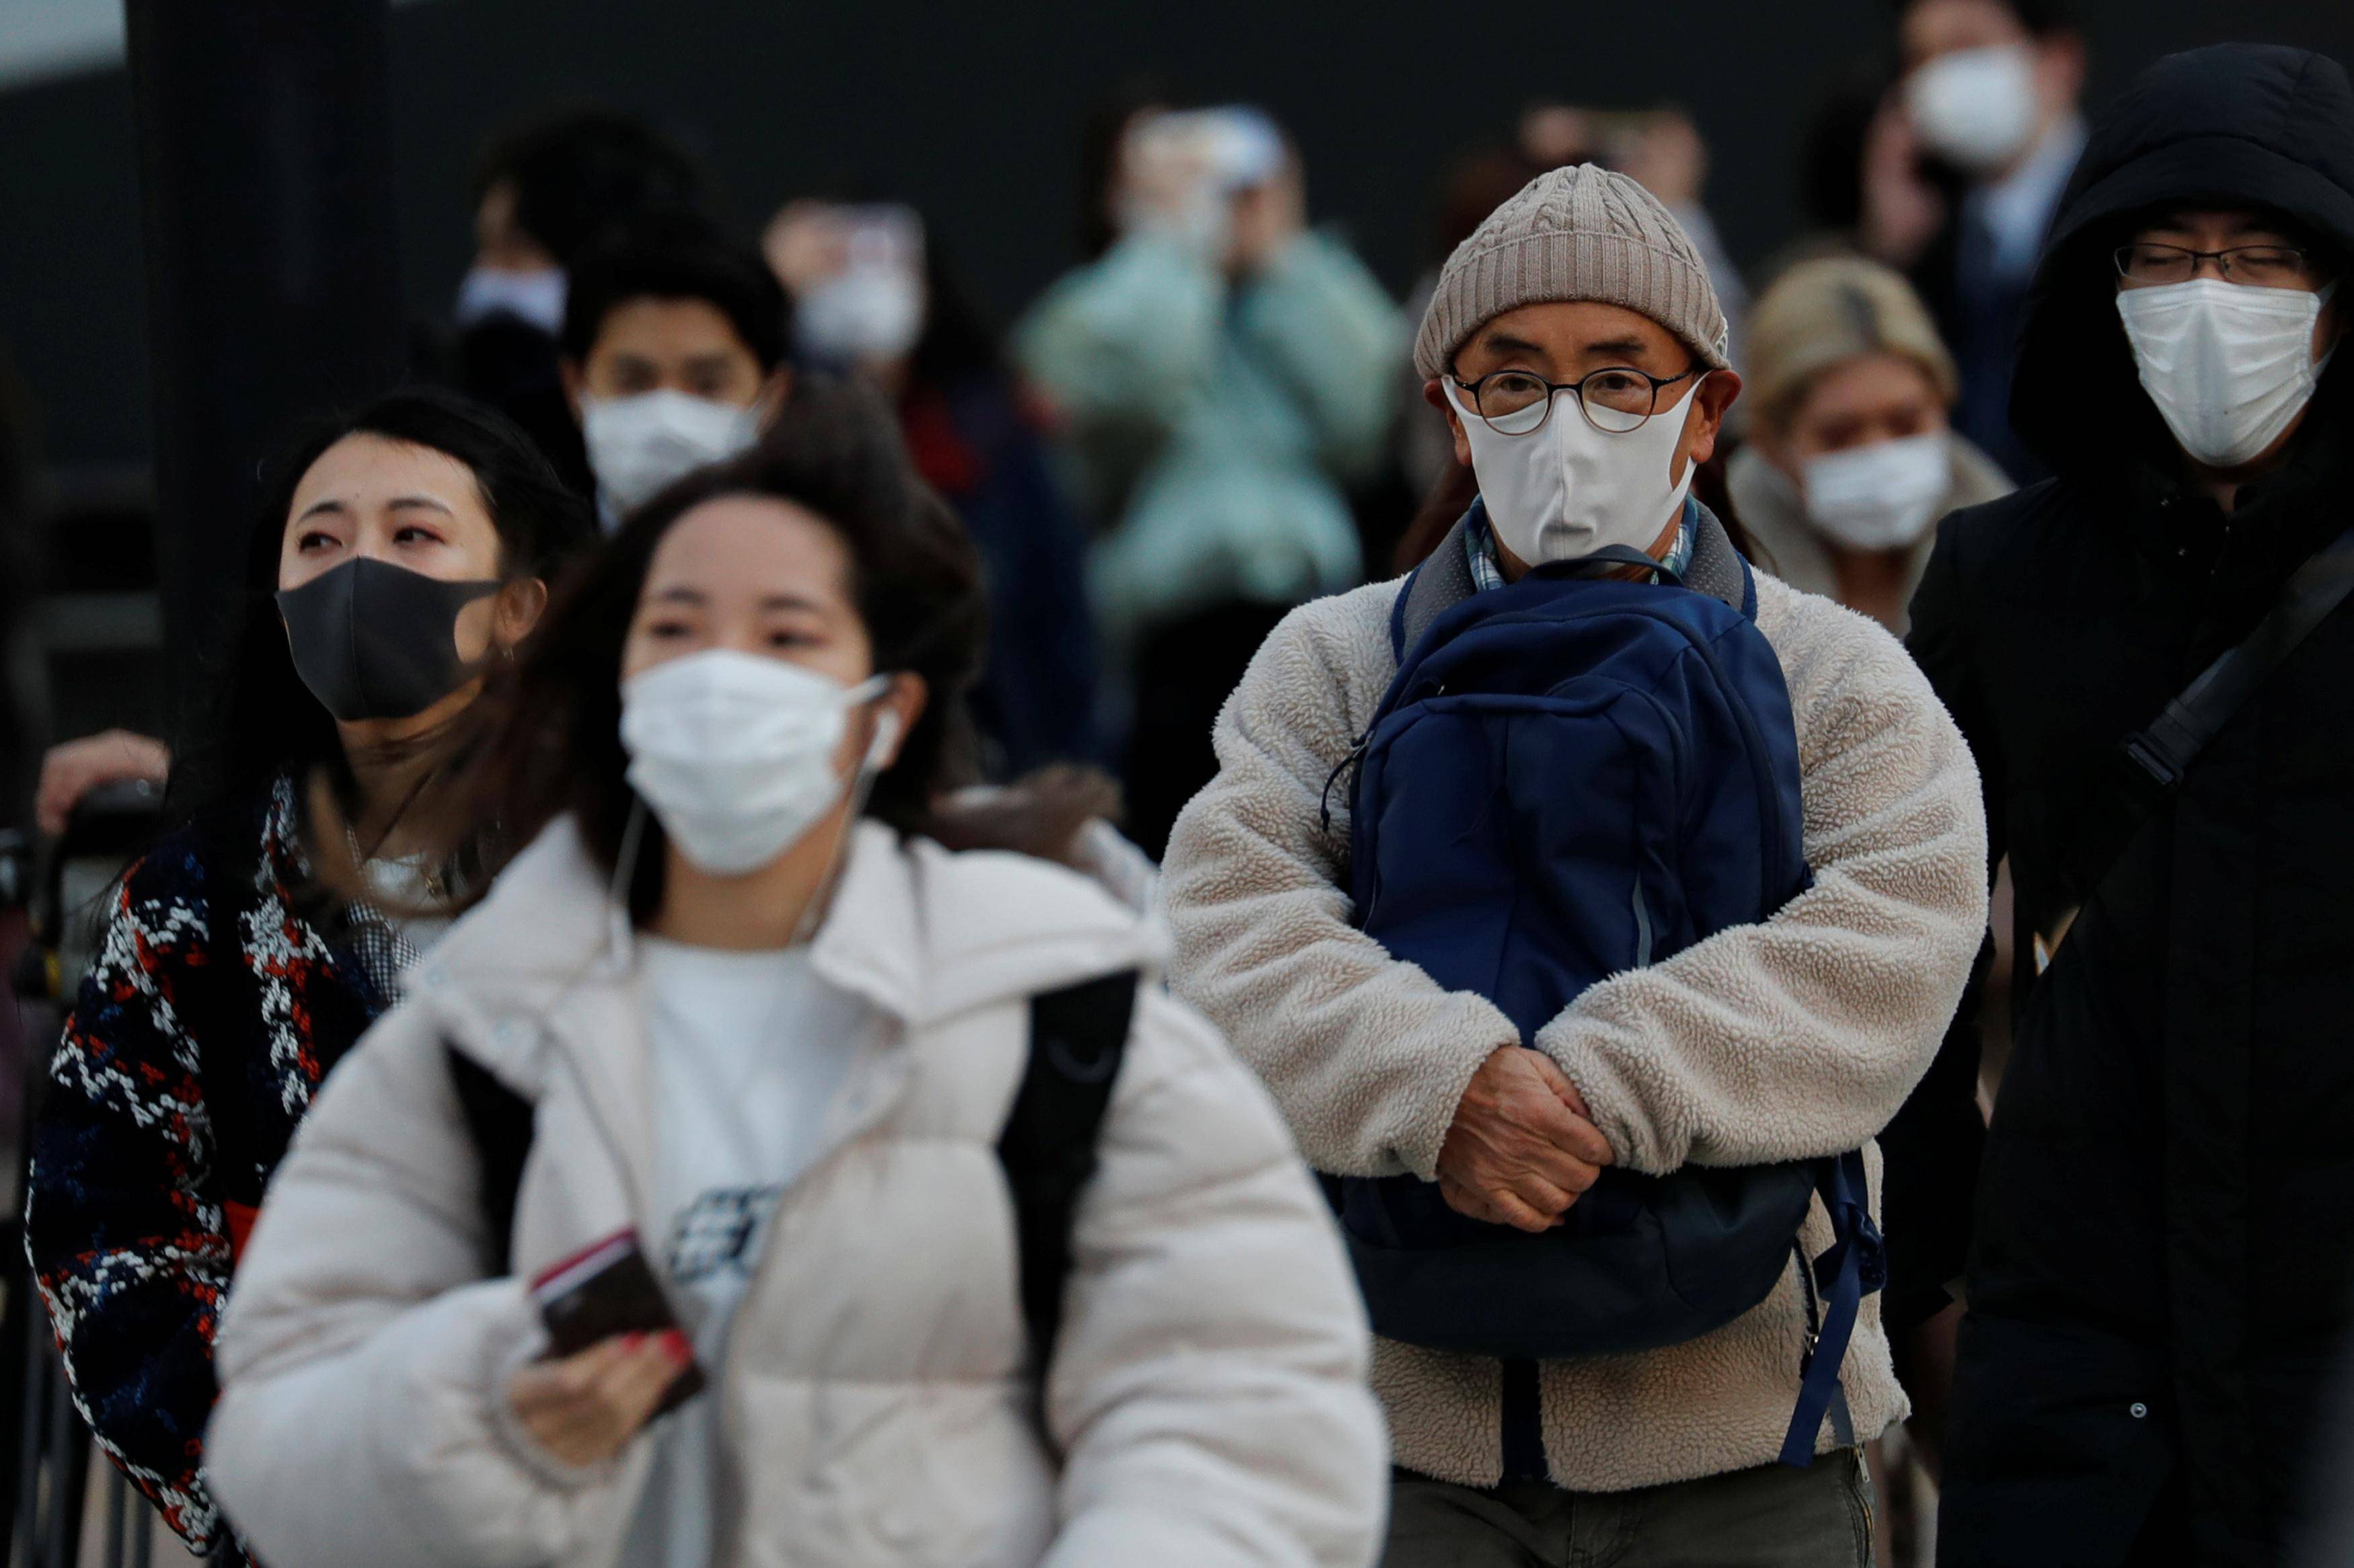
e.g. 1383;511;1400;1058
1535;593;1989;1174
1160;588;1520;1181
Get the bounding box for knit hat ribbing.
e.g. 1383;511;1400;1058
1412;163;1731;381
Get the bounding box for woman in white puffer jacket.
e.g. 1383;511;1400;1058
203;384;1387;1568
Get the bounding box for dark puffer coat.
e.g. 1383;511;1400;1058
1908;44;2354;1568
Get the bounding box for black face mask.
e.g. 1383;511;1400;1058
276;557;504;722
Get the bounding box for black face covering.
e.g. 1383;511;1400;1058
276;557;504;722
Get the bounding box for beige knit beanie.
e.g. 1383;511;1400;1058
1412;163;1731;381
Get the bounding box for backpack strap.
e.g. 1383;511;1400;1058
1681;500;1755;620
447;1044;537;1277
1394;503;1484;664
443;972;1138;1390
2051;520;2354;962
1778;1149;1885;1466
997;969;1139;1417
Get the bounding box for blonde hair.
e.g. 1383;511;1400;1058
1745;256;1959;436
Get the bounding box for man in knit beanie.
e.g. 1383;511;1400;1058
1415;162;1740;582
1158;162;1985;1564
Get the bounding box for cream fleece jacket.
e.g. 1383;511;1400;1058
1161;567;1987;1492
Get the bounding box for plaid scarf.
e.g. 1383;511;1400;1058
1466;496;1698;592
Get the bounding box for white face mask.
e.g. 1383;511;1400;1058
581;391;763;520
1447;377;1704;566
620;650;897;877
455;265;567;333
796;264;925;366
2116;278;2334;469
1905;44;2040;175
1802;432;1952;551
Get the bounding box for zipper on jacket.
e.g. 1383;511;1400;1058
1321;732;1370;835
1632;879;1655;968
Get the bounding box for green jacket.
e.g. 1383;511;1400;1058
1017;229;1405;650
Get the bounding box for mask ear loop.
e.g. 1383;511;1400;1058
788;681;903;948
601;795;650;965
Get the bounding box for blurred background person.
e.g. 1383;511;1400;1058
1727;255;2012;633
1519;100;1751;357
1729;251;2013;1565
767;198;1103;775
1895;0;2090;481
22;391;592;1561
449;105;711;496
204;385;1387;1568
1016;102;1404;857
561;214;792;526
24;218;791;829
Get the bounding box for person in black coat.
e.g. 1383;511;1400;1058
1907;43;2354;1567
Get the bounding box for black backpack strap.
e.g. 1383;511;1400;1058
2123;522;2354;793
997;970;1139;1417
2070;521;2354;901
445;1044;537;1277
1395;504;1484;662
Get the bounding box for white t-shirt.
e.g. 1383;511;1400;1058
618;936;876;1567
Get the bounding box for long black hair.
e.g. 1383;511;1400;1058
454;375;989;918
168;387;596;838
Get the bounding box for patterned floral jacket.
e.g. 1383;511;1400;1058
25;776;396;1553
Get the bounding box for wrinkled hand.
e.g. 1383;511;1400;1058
36;730;170;837
508;1330;693;1468
1437;1047;1614;1232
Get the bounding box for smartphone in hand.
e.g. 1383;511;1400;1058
530;1230;707;1415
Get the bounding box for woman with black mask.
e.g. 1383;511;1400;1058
24;387;594;1560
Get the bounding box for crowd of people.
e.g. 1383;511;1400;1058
11;3;2354;1565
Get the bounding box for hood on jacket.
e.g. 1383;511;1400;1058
409;816;1166;1079
2010;44;2354;479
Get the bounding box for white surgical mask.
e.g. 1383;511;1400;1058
1447;377;1704;566
796;264;925;366
1905;45;2039;175
2116;278;2334;468
581;391;763;522
454;265;567;333
620;650;897;877
1802;432;1952;551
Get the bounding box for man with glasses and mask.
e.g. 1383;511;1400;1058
1910;44;2354;1568
1161;163;1987;1566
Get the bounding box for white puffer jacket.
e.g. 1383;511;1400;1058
205;820;1388;1568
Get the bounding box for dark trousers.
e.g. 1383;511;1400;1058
1122;598;1291;860
1383;1451;1875;1568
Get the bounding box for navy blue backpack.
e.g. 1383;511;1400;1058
1328;504;1883;1469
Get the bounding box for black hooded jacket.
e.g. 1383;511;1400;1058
1907;45;2354;1568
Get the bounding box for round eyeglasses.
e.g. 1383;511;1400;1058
1449;364;1701;436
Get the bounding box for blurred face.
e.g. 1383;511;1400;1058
566;298;785;413
1770;352;1950;473
620;497;923;774
473;180;554;273
1431;299;1743;539
1901;0;2083;133
279;433;544;666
